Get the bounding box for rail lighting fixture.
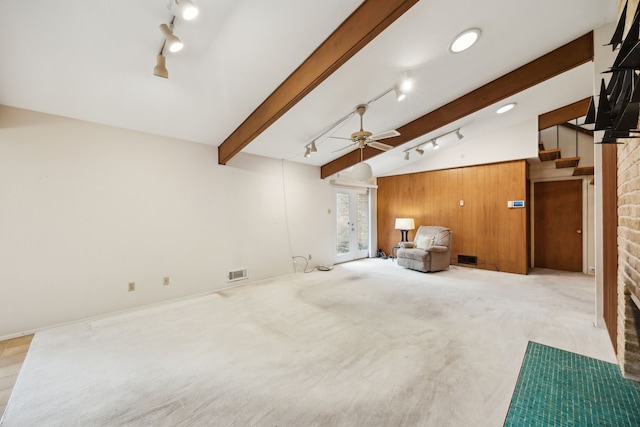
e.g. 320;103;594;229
154;3;199;78
154;54;169;78
303;141;317;158
450;28;481;53
159;23;183;53
402;127;460;158
172;0;199;20
497;103;516;114
394;80;413;102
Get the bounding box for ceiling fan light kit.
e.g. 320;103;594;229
154;1;199;78
301;78;412;167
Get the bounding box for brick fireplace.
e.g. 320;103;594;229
617;137;640;381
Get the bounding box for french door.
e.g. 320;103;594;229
334;188;370;264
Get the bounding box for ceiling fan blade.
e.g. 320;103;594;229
368;141;394;151
332;142;357;153
329;136;354;141
370;130;400;140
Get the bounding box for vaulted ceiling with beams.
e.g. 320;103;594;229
0;0;617;179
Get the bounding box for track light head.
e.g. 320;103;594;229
404;151;410;160
456;129;463;140
415;147;424;155
154;54;169;78
310;141;317;153
159;23;184;53
177;0;199;20
394;79;412;102
432;140;439;150
304;147;311;158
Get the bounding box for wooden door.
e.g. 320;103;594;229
534;180;582;271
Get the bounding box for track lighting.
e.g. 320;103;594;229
159;23;183;53
402;127;461;157
304;147;311;158
154;54;169;78
176;0;199;20
310;140;317;153
395;88;407;102
393;80;412;102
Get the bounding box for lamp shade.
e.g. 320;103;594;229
352;161;373;183
395;218;415;230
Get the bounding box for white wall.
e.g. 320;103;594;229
0;105;333;338
382;118;538;176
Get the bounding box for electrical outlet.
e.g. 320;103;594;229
128;282;135;292
163;276;170;286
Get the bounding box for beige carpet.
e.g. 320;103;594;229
1;260;615;426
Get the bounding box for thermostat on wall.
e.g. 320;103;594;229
507;200;525;208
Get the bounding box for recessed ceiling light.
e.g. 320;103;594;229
449;28;481;53
497;103;517;114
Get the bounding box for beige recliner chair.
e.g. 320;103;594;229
396;226;452;272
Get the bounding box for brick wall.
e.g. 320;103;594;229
617;138;640;380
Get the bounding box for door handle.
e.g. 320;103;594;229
576;230;582;234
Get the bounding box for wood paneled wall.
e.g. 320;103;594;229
377;160;529;274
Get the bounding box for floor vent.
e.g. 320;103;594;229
228;268;248;282
458;255;478;265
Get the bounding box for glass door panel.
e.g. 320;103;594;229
334;188;370;263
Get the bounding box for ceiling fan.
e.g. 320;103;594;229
332;104;400;152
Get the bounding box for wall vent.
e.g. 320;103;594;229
457;255;478;265
228;268;248;282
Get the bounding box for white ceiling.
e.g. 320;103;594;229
0;0;617;177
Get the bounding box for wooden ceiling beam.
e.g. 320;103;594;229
538;97;591;130
321;32;594;179
217;0;420;165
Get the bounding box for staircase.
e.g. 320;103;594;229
538;124;594;179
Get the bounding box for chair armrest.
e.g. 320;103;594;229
401;242;416;248
426;245;448;253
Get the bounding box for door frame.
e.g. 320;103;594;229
530;176;590;274
333;187;372;264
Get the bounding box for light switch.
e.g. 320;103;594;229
460;200;464;206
